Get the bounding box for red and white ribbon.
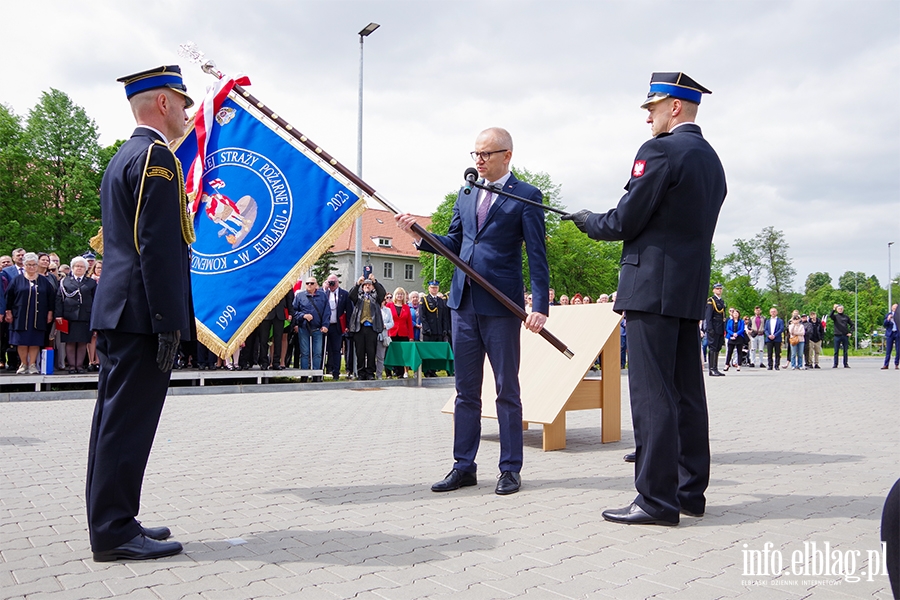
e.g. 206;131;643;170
185;75;251;214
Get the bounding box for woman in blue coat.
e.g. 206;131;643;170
723;309;745;372
4;253;56;374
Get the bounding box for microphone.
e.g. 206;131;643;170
463;167;478;195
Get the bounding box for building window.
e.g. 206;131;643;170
377;237;392;248
383;262;393;279
405;264;414;280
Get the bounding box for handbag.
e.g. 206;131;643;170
378;331;392;347
789;335;800;346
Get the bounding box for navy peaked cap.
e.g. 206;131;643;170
641;72;711;109
117;65;194;109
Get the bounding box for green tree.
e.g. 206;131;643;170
838;271;867;293
722;275;765;317
754;226;796;310
22;89;102;260
722;238;763;286
804;272;832;296
0;103;28;250
709;243;726;295
419;190;457;293
547;220;621;297
312;246;338;283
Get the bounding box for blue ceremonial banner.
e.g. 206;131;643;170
174;87;365;358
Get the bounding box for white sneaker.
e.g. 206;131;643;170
28;364;40;374
16;365;27;374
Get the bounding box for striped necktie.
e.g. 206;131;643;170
477;189;493;230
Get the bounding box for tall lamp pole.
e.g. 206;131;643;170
889;241;895;312
354;22;380;279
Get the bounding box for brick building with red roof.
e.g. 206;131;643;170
329;208;433;293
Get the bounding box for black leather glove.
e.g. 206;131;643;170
560;209;592;233
157;330;181;372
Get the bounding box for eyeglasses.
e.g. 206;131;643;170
470;149;508;161
305;281;316;285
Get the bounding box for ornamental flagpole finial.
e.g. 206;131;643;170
178;41;224;80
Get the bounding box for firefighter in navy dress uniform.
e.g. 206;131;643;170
419;280;450;377
85;66;195;561
704;283;727;376
563;72;727;525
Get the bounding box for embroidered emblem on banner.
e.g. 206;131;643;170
215;107;236;126
190;147;291;274
632;160;646;178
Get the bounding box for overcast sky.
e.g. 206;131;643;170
3;0;899;291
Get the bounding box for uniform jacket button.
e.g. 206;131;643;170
155;314;163;320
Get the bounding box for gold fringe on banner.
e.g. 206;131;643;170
89;227;104;256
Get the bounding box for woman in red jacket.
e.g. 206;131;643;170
388;287;414;378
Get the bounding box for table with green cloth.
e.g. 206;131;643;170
383;341;454;383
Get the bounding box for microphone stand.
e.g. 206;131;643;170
183;54;573;359
468;179;571;217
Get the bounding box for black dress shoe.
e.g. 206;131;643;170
139;523;171;540
92;534;183;562
601;503;678;526
431;469;477;492
495;471;521;495
623;452;636;463
680;508;704;518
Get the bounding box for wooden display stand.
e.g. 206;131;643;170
442;303;622;450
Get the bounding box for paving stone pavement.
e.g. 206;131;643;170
1;357;897;599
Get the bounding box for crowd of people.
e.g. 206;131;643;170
220;273;454;382
6;246;897;379
2;248;103;374
699;282;895;373
0;243;458;380
547;288;615;307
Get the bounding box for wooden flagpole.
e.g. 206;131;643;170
179;46;573;359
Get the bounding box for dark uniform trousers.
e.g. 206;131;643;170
86;330;172;551
626;311;710;521
325;326;343;377
450;286;523;474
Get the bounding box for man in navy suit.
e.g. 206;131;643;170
85;66;195;561
883;303;899;369
322;274;350;379
563;73;726;525
0;249;26;319
396;127;549;495
764;307;785;371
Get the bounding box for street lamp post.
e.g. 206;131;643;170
889;241;895;312
354;22;380;279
